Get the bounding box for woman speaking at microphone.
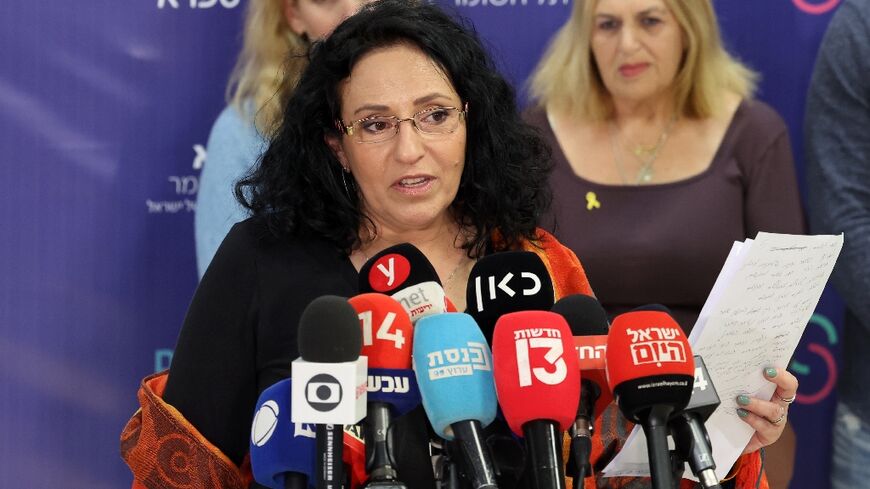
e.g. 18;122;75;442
528;0;800;487
121;1;593;487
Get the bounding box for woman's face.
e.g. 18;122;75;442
284;0;366;40
328;43;467;237
589;0;685;105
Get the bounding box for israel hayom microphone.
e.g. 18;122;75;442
348;292;422;489
605;308;722;489
551;294;611;488
291;296;368;489
413;311;500;489
492;308;581;489
358;242;456;322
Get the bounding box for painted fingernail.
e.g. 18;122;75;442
737;408;749;418
737;395;751;406
765;368;778;378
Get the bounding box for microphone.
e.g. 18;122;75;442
669;355;721;489
492;310;580;489
465;251;555;344
347;293;420;488
412;312;499;489
292;296;368;489
551;294;609;485
250;378;315;489
605;309;695;489
358;243;451;322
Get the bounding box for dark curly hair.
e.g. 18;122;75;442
236;0;551;258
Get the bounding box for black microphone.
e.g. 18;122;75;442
292;296;367;489
465;251;555;344
669;355;721;489
551;294;610;487
358;242;453;321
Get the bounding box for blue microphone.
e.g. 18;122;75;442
413;312;498;489
250;378;315;489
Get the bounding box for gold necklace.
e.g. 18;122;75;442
609;115;677;184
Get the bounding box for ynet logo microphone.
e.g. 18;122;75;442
306;374;343;412
512;327;568;386
424;341;491;380
367;254;411;293
626;326;688;367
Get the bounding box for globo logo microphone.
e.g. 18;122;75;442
305;374;343;411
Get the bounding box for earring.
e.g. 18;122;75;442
340;167;352;198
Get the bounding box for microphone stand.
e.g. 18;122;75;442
641;405;677;489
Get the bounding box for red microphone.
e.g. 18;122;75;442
347;293;416;486
493;310;580;489
605;309;695;489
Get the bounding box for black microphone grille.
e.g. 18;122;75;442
552;294;609;336
298;295;362;362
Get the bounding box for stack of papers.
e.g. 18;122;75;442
603;232;843;480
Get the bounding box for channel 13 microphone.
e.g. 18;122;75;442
348;293;420;488
669;355;721;489
251;378;315;489
550;294;610;486
605;309;695;489
465;251;555;344
358;243;454;322
292;296;368;489
492;310;580;489
412;312;498;489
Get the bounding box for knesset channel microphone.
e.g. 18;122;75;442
605;309;695;489
348;293;421;489
251;378;315;489
292;296;368;489
413;312;499;489
492;310;580;489
465;251;555;345
550;294;611;486
358;243;455;322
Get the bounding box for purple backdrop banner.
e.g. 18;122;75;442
0;0;842;487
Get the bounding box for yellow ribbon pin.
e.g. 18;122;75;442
586;191;601;210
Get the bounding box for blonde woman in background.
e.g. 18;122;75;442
195;0;365;278
528;0;801;487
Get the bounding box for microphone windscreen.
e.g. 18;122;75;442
552;294;609;336
298;295;362;363
605;310;695;422
551;294;613;413
412;313;497;439
250;378;314;488
465;251;555;343
348;293;413;369
366;367;421;416
492;311;580;435
391;280;449;323
358;243;440;294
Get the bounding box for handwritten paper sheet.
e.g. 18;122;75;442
603;232;843;480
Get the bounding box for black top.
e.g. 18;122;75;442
163;218;436;487
528;100;806;331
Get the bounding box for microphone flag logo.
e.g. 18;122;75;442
368;254;411;292
425;341;492;380
625;326;687;367
305;373;343;411
513;327;568;387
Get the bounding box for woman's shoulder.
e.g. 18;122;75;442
732;99;788;137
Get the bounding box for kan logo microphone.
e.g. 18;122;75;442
466;251;555;344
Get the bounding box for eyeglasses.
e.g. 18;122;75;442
336;103;468;144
